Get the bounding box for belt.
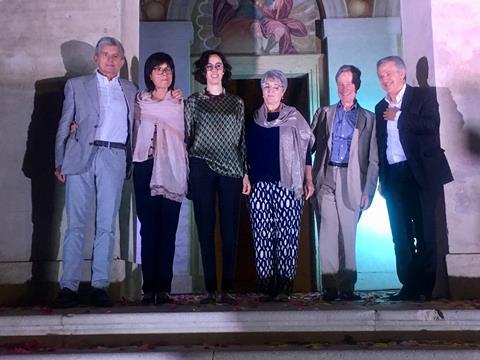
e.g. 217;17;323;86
93;140;126;150
328;161;348;168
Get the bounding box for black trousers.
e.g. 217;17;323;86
188;157;242;292
133;159;182;294
384;161;439;297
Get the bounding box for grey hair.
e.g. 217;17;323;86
260;69;288;91
95;36;125;59
377;55;406;72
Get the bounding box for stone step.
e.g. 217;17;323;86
1;294;480;357
0;348;480;359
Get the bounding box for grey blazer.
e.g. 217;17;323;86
55;73;137;176
311;103;379;211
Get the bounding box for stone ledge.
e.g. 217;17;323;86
0;348;480;359
2;308;480;337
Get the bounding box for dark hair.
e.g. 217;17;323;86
192;50;232;87
335;65;362;91
144;52;175;92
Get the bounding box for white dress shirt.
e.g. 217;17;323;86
385;83;407;164
95;71;128;143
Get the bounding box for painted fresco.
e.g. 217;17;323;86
192;0;320;55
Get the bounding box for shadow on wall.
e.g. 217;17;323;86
415;56;480;299
21;40;96;304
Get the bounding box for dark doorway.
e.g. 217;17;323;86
222;75;315;292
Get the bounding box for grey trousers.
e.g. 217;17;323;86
315;165;360;292
60;147;126;291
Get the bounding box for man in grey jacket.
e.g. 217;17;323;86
312;65;378;301
52;36;137;308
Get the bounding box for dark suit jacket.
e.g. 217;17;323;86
375;85;453;193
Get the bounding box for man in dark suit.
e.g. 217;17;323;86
375;56;453;300
52;36;137;308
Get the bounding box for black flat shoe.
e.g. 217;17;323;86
389;287;418;301
141;292;155;305
257;293;274;302
322;288;338;302
156;292;174;305
216;291;237;305
199;292;216;305
51;288;79;308
338;291;362;301
273;293;291;302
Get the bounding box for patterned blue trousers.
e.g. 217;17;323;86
247;182;303;295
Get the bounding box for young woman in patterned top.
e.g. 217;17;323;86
185;50;251;304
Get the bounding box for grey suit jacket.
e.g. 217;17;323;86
311;102;379;211
55;73;137;176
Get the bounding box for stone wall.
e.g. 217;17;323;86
0;0;140;304
401;0;480;298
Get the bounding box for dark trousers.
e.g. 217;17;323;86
385;161;439;297
188;157;242;292
133;159;182;294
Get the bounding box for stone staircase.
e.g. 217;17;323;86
1;293;480;359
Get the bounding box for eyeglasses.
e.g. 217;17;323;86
152;66;172;75
205;63;224;72
263;85;283;92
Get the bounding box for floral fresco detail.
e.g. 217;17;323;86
213;0;308;54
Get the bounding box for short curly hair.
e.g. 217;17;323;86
192;50;232;87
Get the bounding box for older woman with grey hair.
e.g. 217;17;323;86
246;69;314;302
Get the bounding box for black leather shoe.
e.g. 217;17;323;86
141;292;155;305
273;293;291;302
389;287;418;301
339;291;362;301
91;288;113;307
322;288;338;301
257;293;274;302
156;291;174;305
199;292;216;305
51;288;79;308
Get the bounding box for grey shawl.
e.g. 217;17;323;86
253;103;314;199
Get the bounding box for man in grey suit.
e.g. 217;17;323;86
52;36;137;308
312;65;378;301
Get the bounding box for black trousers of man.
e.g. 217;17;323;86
384;161;439;299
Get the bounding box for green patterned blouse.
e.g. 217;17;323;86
185;91;247;178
